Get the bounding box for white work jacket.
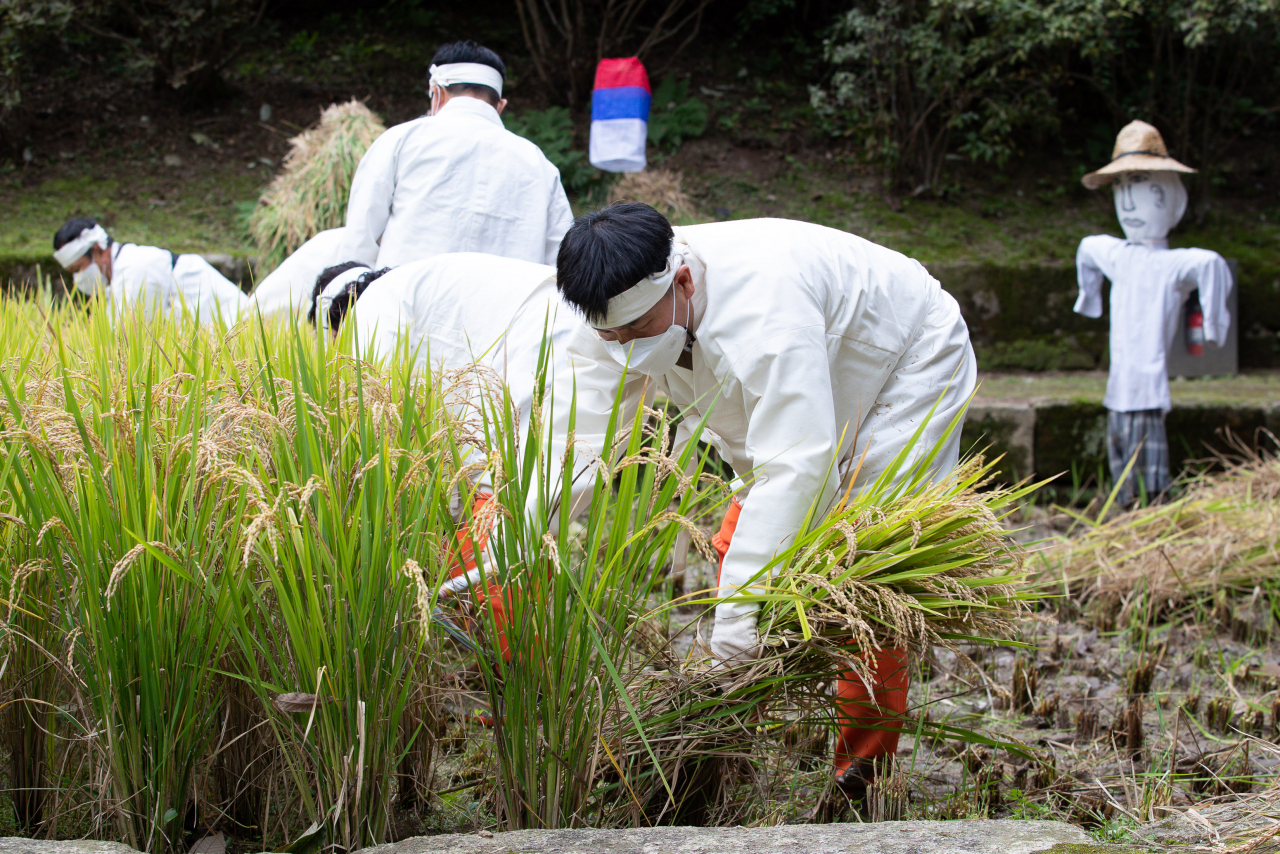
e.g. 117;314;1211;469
559;219;976;606
1075;235;1232;413
338;97;574;269
250;227;350;318
106;243;247;326
348;252;578;430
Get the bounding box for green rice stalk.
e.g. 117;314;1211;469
0;307;251;852
249;100;386;272
449;342;724;830
224;322;457;851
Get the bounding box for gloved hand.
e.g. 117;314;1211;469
709;601;760;664
437;566;483;599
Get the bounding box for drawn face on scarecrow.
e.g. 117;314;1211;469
1113;171;1188;242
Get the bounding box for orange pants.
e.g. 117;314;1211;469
713;500;909;780
448;493;515;660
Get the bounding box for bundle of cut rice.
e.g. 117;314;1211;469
249;99;386;270
1037;448;1280;627
718;452;1039;687
608;168;699;222
594;449;1040;823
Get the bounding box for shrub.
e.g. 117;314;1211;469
505;106;598;195
647;75;708;154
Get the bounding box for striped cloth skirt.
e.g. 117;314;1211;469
1106;408;1171;506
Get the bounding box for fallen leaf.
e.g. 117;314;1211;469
189;831;226;854
273;692;337;713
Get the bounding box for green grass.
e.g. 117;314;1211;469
7;144;1280;274
975;370;1280;405
0;161;264;257
696;160;1280;269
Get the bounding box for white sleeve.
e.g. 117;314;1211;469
717;329;841;607
339;128;404;267
1074;236;1108;319
1178;250;1234;346
543;176;574;267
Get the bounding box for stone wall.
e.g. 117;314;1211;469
963;400;1279;489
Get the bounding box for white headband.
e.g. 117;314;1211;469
590;251;685;329
316;266;368;331
53;225;110;269
429;62;504;97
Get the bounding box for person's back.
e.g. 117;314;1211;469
338;40;573;269
251;227;351;318
349;253;572;388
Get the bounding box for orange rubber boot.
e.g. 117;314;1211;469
833;646;910;791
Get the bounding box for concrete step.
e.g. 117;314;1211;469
360;820;1110;854
963;371;1280;485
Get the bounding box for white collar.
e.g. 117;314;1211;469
436;96;503;128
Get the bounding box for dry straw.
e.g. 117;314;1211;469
1037;441;1280;627
249;99;386;270
609;168;700;222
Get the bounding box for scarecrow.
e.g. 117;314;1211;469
1076;121;1233;505
335;40;573;270
53;216;247;326
551;204;977;800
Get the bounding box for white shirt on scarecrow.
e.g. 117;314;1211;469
1075;234;1231;413
337;63;573;270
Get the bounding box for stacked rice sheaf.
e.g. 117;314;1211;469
249;99;386;270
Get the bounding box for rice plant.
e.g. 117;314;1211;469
249;100;385;270
445;342;726;829
225;325;459;850
0;291;1048;847
0;308;251;852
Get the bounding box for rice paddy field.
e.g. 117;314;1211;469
1;289;1279;853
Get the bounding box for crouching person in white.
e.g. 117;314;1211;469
306;254;580;652
552;204;976;799
54;217;247;325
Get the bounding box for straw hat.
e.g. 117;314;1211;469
1081;120;1196;189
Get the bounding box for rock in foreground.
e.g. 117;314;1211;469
0;841;139;854
365;820;1105;854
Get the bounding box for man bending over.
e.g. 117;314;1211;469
552;204;976;799
53;217;247;325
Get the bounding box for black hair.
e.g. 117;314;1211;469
307;263;392;330
53;216;112;257
555;203;674;325
429;40;505;105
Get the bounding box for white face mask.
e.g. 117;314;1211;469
1113;171;1187;242
73;261;108;296
603;291;691;376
